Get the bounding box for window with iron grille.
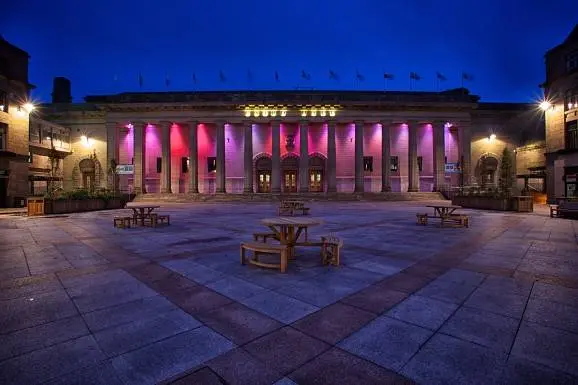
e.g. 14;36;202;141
565;120;578;150
363;156;373;172
390;156;399;172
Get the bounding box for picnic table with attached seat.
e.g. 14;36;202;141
420;204;469;227
125;204;160;226
261;217;323;259
278;200;311;216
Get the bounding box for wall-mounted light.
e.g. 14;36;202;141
539;100;552;111
486;133;497;143
80;135;93;148
23;103;35;113
226;138;230;143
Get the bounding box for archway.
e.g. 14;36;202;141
477;153;499;187
79;158;96;191
254;153;272;193
308;152;327;192
281;152;299;193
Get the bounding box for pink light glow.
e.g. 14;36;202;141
145;124;161;177
418;124;433;175
308;123;328;156
170;124;188;176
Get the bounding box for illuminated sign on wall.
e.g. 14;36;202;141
241;105;339;118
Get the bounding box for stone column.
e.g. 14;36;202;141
432;121;446;191
458;122;472;186
188;121;199;193
408;120;419;192
106;121;118;191
354;120;364;193
243;121;254;193
327;121;337;193
132;121;146;194
271;121;281;193
216;121;226;193
380;120;391;192
299;121;309;193
160;121;172;193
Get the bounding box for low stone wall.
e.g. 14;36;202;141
452;196;533;212
27;198;125;215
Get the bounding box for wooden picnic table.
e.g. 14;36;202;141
426;204;462;218
261;217;323;259
126;204;160;226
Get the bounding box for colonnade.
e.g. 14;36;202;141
106;119;471;194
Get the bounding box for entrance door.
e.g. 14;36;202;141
257;171;271;193
309;170;323;192
0;177;6;208
283;171;297;193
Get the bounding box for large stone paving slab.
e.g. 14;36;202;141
1;201;577;384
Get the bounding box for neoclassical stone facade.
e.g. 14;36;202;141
42;89;545;196
87;90;476;195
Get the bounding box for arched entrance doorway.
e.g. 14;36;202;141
255;154;272;193
79;158;96;191
281;153;299;193
309;153;326;192
478;154;499;186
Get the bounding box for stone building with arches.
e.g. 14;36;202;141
41;85;545;197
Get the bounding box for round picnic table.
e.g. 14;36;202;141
261;217;323;258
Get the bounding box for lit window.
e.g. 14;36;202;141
390;156;399;172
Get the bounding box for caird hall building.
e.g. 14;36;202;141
42;85;544;197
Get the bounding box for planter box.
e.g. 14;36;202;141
452;195;533;212
27;198;125;215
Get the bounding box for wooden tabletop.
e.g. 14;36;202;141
126;204;161;209
426;205;462;209
262;217;323;226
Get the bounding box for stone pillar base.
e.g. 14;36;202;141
408;188;419;192
161;188;172;194
243;187;254;194
381;186;391;192
327;187;337;193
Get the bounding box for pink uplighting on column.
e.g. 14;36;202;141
308;123;328;155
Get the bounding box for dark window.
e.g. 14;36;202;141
156;157;162;173
363;156;373;172
27;152;32;163
207;157;217;173
390;156;399;172
417;156;423;172
0;91;8;113
0;123;6;150
131;157;134;165
444;156;447;164
181;157;189;173
566;120;578;150
567;51;578;73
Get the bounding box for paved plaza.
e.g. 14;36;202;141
0;200;577;384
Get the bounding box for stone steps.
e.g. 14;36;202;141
132;192;446;203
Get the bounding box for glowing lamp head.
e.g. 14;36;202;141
539;100;552;111
489;134;496;141
23;103;35;113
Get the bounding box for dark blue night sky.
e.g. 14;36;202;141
1;0;576;103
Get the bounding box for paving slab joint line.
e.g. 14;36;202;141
397;273;491;373
506;280;535;359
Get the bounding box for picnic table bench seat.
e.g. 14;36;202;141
113;216;133;228
552;201;578;218
240;242;289;273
